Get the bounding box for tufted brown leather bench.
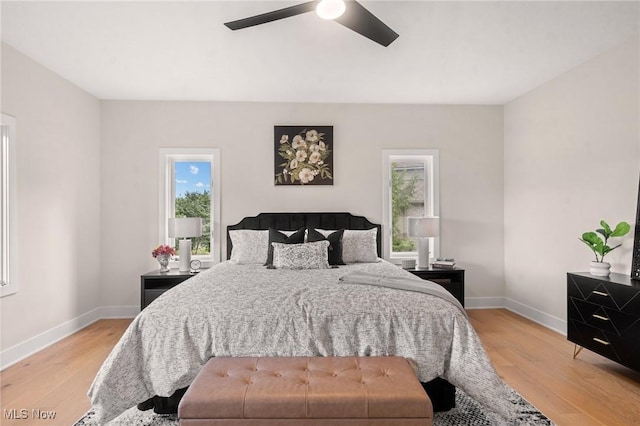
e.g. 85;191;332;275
178;356;433;425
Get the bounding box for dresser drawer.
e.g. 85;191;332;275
569;297;640;336
568;314;640;371
567;320;640;371
567;320;620;362
568;274;640;314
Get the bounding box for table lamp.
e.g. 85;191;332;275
168;217;203;272
407;216;440;269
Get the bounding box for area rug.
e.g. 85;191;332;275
74;386;554;426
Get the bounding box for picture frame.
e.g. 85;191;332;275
631;176;640;280
274;125;334;186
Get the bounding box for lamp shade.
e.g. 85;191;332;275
168;217;203;239
407;217;440;238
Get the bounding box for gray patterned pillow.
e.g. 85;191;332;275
342;229;379;263
229;230;269;264
317;228;379;263
272;241;330;270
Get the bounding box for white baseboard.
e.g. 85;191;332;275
504;297;567;335
466;297;566;335
465;296;506;309
97;305;140;319
0;305;139;371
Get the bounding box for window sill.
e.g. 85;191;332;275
1;286;18;298
168;257;217;269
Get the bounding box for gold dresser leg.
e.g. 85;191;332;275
573;344;583;359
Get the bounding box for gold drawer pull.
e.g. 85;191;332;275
592;291;609;297
592;314;609;321
592;338;610;346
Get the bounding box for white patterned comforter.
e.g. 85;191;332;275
88;260;516;424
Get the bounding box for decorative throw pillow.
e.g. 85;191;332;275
264;228;306;267
307;228;345;265
229;230;269;264
342;228;379;263
271;241;330;270
317;228;378;263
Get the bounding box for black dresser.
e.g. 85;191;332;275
567;272;640;371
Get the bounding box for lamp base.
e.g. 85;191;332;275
178;239;192;272
417;238;431;269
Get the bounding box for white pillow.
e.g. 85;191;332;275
272;241;330;270
317;228;378;263
229;230;269;264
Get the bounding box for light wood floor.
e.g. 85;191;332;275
1;310;639;425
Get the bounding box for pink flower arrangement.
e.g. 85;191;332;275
152;244;176;258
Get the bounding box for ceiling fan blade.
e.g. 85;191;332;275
334;1;399;47
224;1;318;31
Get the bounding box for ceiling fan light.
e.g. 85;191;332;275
316;0;346;20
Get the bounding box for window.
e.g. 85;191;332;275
382;150;439;261
159;148;220;266
1;114;18;297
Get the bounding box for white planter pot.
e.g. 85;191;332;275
589;261;611;277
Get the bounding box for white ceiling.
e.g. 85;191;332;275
1;1;638;104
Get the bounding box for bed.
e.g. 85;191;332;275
88;212;516;424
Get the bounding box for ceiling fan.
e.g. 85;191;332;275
224;0;399;47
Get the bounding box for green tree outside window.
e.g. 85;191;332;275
391;162;417;252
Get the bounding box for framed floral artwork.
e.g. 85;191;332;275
274;126;334;185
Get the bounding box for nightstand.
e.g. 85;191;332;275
140;269;194;310
405;267;465;307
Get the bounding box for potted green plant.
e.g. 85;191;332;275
580;220;631;276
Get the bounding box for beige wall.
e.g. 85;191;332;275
0;44;102;351
100;102;505;307
504;38;640;331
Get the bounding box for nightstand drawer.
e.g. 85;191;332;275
405;268;465;306
141;270;195;310
144;289;168;306
144;276;191;291
432;281;463;300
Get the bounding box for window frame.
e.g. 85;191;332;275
1;113;18;297
159;148;221;267
382;149;440;262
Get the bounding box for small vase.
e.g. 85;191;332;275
589;261;611;277
156;254;171;272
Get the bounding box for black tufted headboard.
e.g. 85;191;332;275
226;212;382;260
